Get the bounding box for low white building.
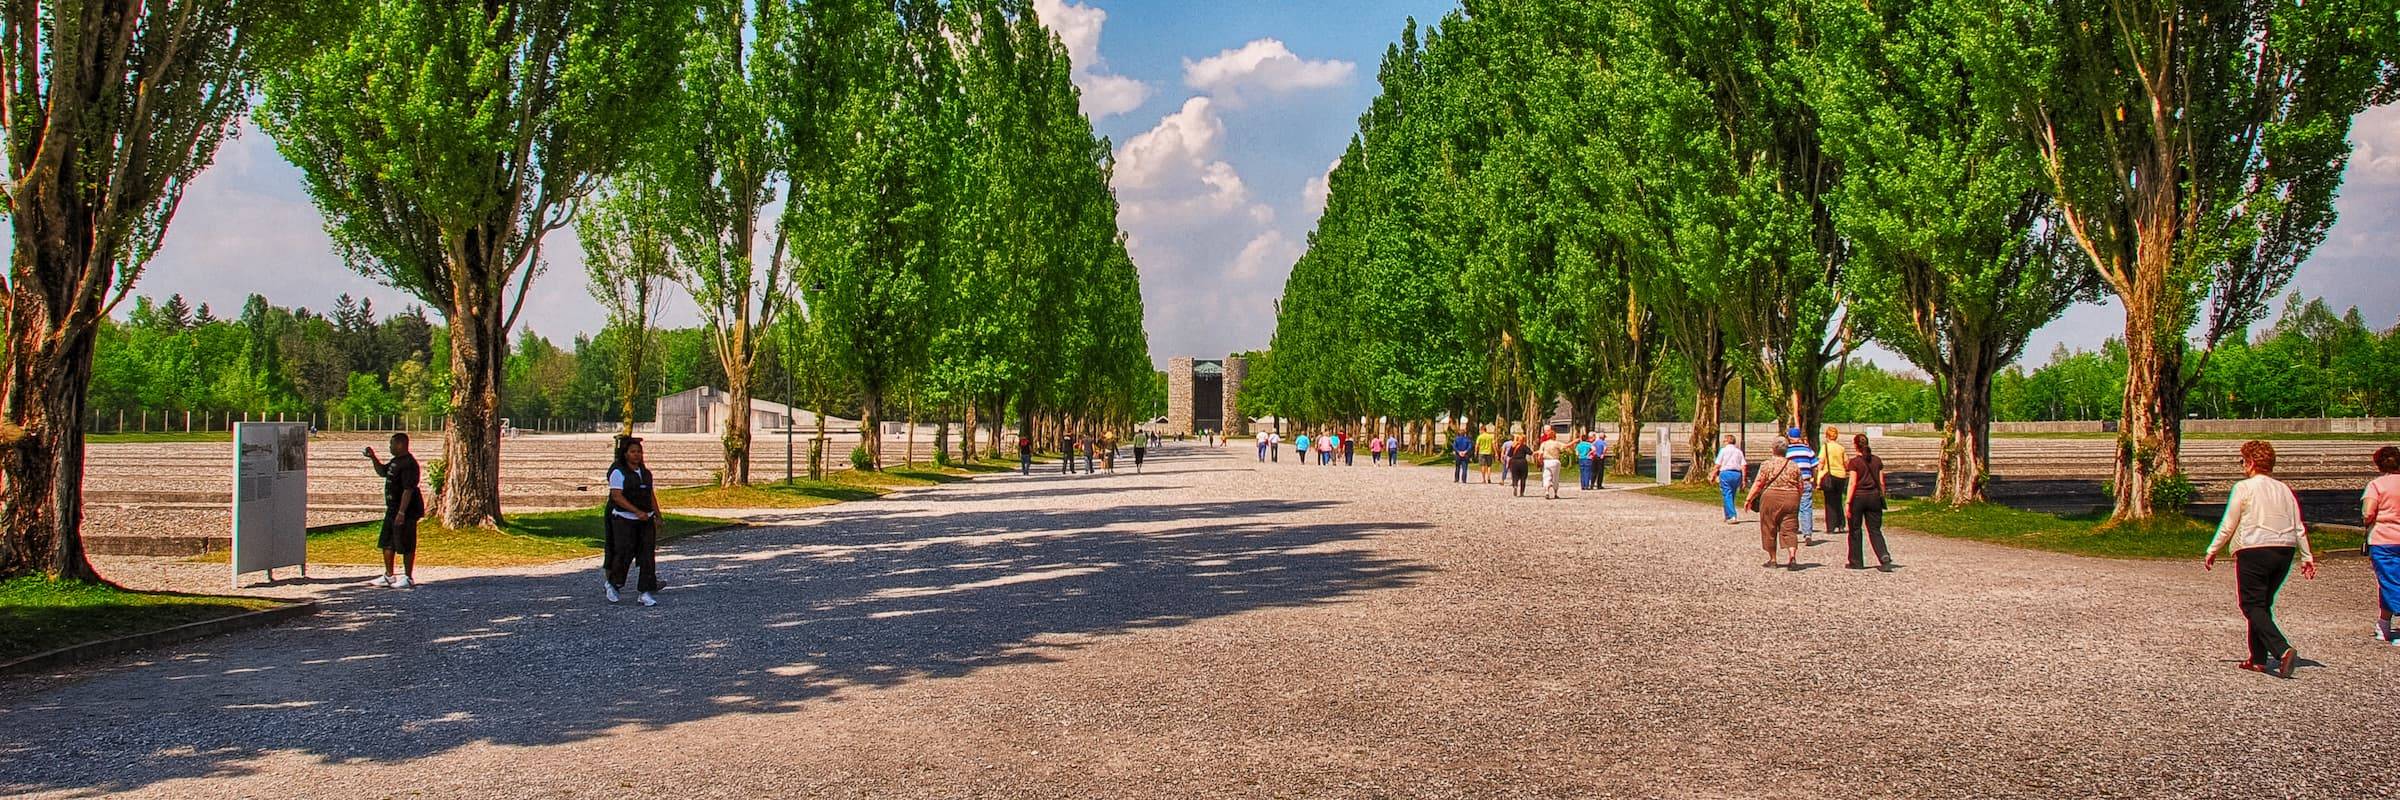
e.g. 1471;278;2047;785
654;386;854;435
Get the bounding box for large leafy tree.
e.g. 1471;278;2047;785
1811;0;2095;504
656;0;789;486
576;173;672;438
260;0;689;527
2012;0;2398;519
2;0;304;579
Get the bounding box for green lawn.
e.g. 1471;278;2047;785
0;577;285;662
193;508;736;568
1636;483;2367;560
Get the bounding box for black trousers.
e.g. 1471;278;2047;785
2236;546;2297;663
1822;476;1850;531
1133;447;1146;467
1510;460;1529;496
606;515;660;593
1847;495;1891;567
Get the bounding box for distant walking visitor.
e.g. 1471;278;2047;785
606;436;665;607
1843;434;1893;571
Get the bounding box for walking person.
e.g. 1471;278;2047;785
1452;427;1475;483
1385;433;1400;466
1343;428;1356;466
1508;434;1531;498
1538;433;1568;500
1018;435;1032;475
2204;440;2317;677
605;436;664;606
1133;431;1148;473
1370;432;1385;465
1256;430;1269;462
1819;426;1850;538
1591;434;1609;490
1083;434;1097;473
1477;426;1498;483
1270;430;1281;462
1295;432;1310;467
1576;435;1595;491
1784;428;1818;544
1715;435;1746;524
364;432;426;588
2360;446;2400;645
1060;432;1076;474
1745;436;1807;569
1843;433;1894;571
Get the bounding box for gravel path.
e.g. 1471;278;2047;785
5;444;2397;798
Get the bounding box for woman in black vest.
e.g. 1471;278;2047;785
606;436;664;606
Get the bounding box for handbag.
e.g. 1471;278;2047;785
1746;461;1789;513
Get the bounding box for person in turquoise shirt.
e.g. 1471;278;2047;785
1575;436;1595;490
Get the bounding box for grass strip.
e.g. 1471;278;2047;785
1635;483;2367;560
0;577;284;662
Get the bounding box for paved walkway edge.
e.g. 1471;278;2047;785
0;600;320;677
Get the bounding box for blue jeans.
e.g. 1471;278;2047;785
1578;458;1593;489
1718;469;1744;519
1454;456;1470;482
1257;443;1267;461
1798;485;1815;536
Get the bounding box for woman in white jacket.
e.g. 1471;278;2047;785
2203;440;2317;678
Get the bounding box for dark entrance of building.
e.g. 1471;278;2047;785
1193;360;1224;432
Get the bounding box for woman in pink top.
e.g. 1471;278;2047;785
2362;446;2400;645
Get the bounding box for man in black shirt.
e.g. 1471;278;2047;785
365;433;426;588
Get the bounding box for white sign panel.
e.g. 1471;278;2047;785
232;422;309;585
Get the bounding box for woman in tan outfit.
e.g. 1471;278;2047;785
1746;438;1808;568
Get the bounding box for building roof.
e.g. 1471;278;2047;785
1192;361;1224;377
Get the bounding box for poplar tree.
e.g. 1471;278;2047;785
2011;0;2398;519
260;0;689;527
2;0;304;579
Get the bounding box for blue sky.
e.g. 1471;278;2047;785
126;1;2400;374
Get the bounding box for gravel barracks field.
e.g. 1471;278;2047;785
5;443;2397;799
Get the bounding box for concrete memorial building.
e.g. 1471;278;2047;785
1165;356;1248;436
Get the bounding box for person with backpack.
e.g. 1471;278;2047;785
2204;440;2317;677
364;432;426;588
605;436;664;607
1745;436;1807;569
1843;433;1894;571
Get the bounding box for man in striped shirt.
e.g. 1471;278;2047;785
1784;427;1819;544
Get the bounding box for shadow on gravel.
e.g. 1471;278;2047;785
0;496;1428;795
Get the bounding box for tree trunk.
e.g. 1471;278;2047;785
961;399;979;463
1613;384;1644;476
2111;298;2186;520
1;286;104;580
905;401;917;468
1682;341;1728;484
443;303;506;529
860;389;882;471
1935;342;2000;505
722;373;752;486
811;410;827;481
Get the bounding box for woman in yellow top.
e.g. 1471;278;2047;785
2203;440;2316;678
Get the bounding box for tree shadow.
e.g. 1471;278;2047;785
0;497;1427;795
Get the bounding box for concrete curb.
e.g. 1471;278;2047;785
0;600;320;677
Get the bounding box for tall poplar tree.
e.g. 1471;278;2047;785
577;173;673;438
2012;0;2398;519
260;0;689;527
2;0;303;579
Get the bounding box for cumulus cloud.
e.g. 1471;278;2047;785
1033;0;1150;119
1183;39;1356;105
1301;156;1340;219
1229;230;1304;282
1111;96;1296;359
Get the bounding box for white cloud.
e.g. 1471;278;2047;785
2349;105;2400;186
1116;97;1227;190
1183;39;1356;106
1230;230;1303;281
1302;156;1340;218
1033;0;1150;119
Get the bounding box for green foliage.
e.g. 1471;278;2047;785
2146;473;2198;515
848;444;873;471
0;577;283;662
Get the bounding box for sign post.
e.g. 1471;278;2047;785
232;422;309;587
1655;426;1672;485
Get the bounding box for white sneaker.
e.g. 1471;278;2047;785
605;582;621;603
368;575;393;587
394;575;414;588
638;592;658;607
